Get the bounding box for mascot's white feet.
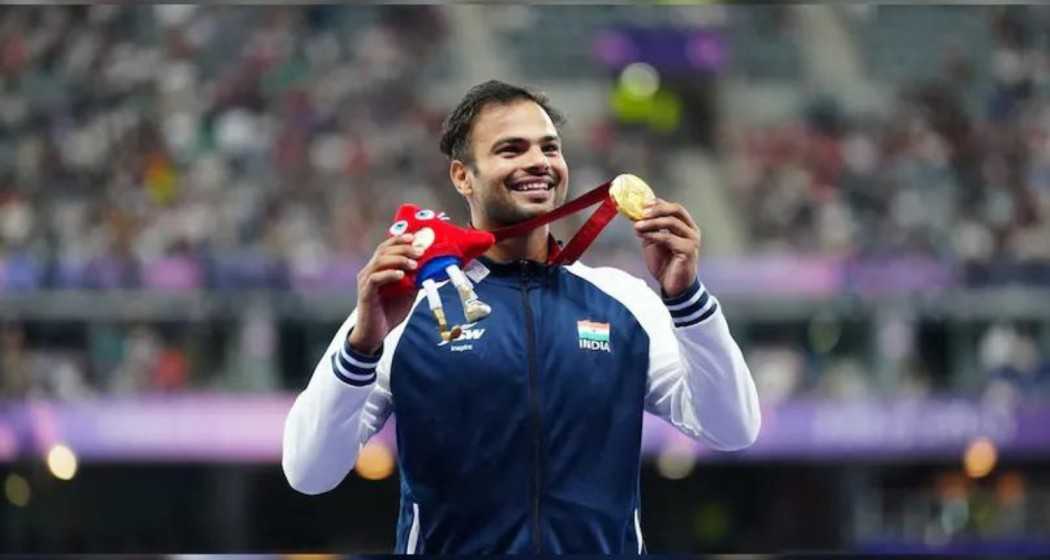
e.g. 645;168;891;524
463;298;492;322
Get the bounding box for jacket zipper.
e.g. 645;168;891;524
519;261;543;554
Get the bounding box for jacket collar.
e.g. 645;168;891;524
467;234;563;282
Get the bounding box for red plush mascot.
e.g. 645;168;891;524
379;203;496;342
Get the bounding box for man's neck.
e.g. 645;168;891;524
482;226;550;264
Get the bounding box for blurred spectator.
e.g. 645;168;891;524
0;322;91;400
980;322;1050;404
0;323;31;398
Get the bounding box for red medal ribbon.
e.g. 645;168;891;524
487;182;618;265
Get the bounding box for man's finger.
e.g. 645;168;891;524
365;269;407;289
365;234;419;270
379;243;427;260
639;230;696;255
375;233;417;252
633;216;698;240
373;254;419;272
643;199;699;231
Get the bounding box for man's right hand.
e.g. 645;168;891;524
348;233;423;355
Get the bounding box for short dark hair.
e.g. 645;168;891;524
439;80;565;165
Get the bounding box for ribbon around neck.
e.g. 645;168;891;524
487;181;619;265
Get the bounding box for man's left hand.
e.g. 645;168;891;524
633;198;701;298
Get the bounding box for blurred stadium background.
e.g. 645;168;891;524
1;4;1049;554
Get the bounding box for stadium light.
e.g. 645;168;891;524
656;443;697;480
46;444;78;481
620;62;660;99
963;437;997;479
355;441;395;481
4;473;30;507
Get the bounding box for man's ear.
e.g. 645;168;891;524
450;160;472;197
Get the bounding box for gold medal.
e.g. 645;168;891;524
609;174;655;221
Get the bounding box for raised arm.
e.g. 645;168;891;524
282;311;395;494
283;232;424;494
644;281;760;450
631;196;759;449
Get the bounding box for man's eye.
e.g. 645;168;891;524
544;145;560;153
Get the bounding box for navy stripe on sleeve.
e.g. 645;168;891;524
331;332;381;386
662;279;718;328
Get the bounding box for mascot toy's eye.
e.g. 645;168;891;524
389;220;409;236
415;209;435;220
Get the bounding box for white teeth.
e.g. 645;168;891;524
511;181;551;192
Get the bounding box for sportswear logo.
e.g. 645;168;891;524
577;320;611;352
438;323;486;347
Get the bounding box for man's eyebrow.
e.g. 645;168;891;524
490;134;561;149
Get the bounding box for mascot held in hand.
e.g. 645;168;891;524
380;203;496;342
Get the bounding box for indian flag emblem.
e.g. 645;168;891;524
577;320;611;352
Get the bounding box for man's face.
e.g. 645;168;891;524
457;100;569;227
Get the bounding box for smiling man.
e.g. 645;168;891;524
282;80;761;554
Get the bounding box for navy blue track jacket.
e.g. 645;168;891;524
283;256;760;554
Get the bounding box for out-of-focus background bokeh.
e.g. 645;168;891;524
0;4;1048;554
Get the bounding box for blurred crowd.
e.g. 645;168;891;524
2;6;1049;292
746;317;1050;406
0;311;280;399
0;5;655;295
718;6;1050;403
726;6;1050;284
0;5;648;400
0;5;464;293
0;5;1048;402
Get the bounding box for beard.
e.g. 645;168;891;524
477;177;566;227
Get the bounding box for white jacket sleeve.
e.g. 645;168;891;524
643;279;761;450
282;303;415;494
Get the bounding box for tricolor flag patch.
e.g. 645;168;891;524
577;320;611;352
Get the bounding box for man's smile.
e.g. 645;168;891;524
507;176;556;192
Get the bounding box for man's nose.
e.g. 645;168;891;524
523;146;551;173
